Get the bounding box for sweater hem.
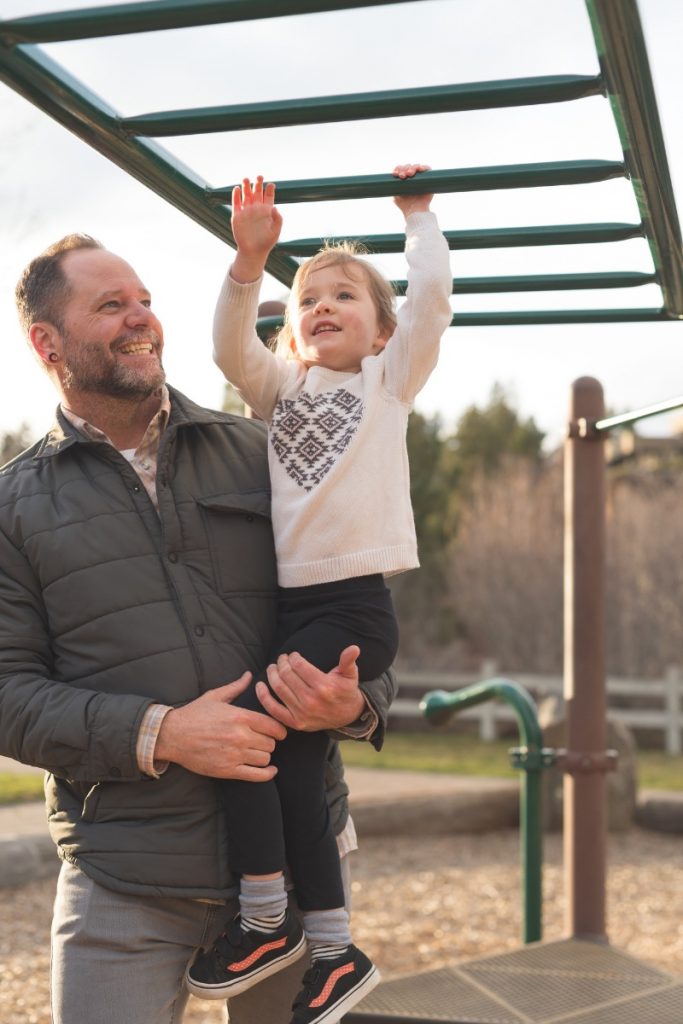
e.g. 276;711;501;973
278;546;418;587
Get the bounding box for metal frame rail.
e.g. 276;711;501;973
1;0;681;326
421;679;554;946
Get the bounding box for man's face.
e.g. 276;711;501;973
57;248;165;399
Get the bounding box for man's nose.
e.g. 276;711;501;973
125;302;154;328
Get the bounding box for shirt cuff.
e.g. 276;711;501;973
337;693;379;740
136;704;173;778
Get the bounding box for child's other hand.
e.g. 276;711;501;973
230;175;283;282
392;163;433;217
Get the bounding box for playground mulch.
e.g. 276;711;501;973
1;828;681;1024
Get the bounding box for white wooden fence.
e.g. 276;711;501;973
391;663;683;755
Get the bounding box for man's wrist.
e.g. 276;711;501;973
338;692;379;739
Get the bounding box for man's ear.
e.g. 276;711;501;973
28;322;62;368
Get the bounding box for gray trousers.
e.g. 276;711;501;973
50;858;352;1024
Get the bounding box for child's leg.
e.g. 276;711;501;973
186;680;306;1002
270;576;398;915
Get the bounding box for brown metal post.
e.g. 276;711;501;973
563;377;608;940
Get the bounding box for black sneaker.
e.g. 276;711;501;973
186;911;306;1000
289;945;380;1024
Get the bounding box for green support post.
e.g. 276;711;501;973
420;679;554;945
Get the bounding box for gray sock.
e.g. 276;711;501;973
303;908;352;960
239;876;288;933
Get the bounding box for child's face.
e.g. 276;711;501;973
290;263;390;372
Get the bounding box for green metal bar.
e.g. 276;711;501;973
449;307;669;327
258;307;670;331
0;42;299;286
0;0;422;45
594;395;683;433
392;271;658;297
585;0;683;317
121;76;604;137
209;162;627;205
420;679;545;944
277;222;645;256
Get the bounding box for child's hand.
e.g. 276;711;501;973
392;163;434;218
230;175;283;283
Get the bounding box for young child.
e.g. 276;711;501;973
186;165;452;1024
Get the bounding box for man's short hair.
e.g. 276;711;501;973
15;233;104;334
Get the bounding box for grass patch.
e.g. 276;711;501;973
0;772;44;805
343;731;518;778
636;749;683;792
342;730;683;791
0;735;680;806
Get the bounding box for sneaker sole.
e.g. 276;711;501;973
185;932;307;1000
299;965;381;1024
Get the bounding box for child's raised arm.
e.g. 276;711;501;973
230;175;283;284
392;163;434;218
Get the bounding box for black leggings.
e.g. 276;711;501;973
220;575;398;911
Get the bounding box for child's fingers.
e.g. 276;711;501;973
392;163;431;178
264;180;277;205
242;176;254;203
231;184;243;213
254;175;264;201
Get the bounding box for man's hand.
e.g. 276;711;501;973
155;673;287;780
255;646;366;732
393;163;433;218
230;175;283;284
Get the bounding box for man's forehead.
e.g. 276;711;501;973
62;247;148;296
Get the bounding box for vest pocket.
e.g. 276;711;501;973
197;491;277;594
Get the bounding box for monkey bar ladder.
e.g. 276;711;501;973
1;2;682;1022
0;0;681;327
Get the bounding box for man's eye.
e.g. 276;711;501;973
141;299;152;308
100;300;120;310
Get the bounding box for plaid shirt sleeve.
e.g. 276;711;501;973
136;704;173;778
335;693;379;740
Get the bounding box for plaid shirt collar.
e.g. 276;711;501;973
60;385;171;508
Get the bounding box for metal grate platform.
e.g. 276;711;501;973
346;939;682;1024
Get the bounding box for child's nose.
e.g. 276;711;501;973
314;296;334;313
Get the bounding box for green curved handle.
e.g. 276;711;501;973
420;677;545;943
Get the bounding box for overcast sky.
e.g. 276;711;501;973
1;0;681;449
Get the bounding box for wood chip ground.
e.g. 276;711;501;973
1;828;681;1024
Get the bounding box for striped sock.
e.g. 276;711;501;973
310;942;350;962
303;908;352;961
239;876;288;934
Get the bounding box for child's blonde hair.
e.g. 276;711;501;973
273;242;397;360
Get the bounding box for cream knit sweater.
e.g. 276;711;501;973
213;211;453;587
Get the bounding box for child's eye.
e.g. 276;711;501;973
338;291;354;300
300;296;316;308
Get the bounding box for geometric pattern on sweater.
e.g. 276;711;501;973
270;388;363;492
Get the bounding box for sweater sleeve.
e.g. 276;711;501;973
381;211;453;403
212;271;295;422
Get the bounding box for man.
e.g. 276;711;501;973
0;234;396;1024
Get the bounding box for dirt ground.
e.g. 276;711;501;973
1;828;681;1024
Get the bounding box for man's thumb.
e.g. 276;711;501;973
206;672;252;702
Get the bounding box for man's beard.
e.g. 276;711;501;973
61;330;166;399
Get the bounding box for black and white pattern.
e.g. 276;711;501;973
271;388;364;491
